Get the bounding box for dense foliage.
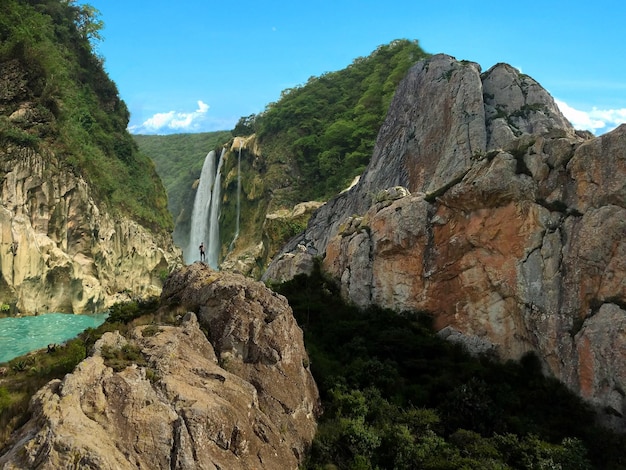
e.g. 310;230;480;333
249;39;428;200
0;0;172;233
273;265;626;469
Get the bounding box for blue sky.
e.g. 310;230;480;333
82;1;626;136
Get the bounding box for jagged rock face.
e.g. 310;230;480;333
264;54;626;427
0;146;182;314
0;264;319;469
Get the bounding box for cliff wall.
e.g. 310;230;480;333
0;1;182;313
264;54;626;427
0;145;182;313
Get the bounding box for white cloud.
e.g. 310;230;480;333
555;99;626;135
129;100;213;134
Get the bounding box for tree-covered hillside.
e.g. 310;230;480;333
137;40;428;269
0;0;172;233
274;266;626;470
248;39;429;201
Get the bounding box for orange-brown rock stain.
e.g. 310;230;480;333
576;335;595;399
427;202;541;337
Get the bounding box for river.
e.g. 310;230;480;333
0;313;108;363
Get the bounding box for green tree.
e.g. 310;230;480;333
273;264;625;469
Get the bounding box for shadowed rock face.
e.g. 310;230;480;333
0;264;320;469
264;54;626;428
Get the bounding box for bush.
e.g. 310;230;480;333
273;263;626;469
106;297;159;324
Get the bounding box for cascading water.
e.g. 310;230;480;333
229;140;242;251
207;148;225;268
186;150;216;264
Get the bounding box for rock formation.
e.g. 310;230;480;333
0;4;182;314
0;263;319;469
0;145;182;314
264;54;626;427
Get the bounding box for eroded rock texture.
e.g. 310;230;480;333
0;264;319;469
0;147;182;313
264;54;626;427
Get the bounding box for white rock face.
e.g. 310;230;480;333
0;146;182;313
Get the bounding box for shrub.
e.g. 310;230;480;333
106;297;159;324
273;263;626;469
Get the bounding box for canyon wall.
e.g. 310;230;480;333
0;146;182;314
264;54;626;427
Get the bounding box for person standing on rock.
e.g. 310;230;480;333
199;242;206;262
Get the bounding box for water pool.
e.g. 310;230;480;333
0;313;108;363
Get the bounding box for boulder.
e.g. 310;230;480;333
0;264;319;469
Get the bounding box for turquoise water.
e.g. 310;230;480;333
0;313;108;363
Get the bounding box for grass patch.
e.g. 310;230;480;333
100;343;147;372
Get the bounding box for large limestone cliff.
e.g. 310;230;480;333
0;146;182;314
264;54;626;427
0;264;319;469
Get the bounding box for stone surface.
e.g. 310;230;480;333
264;54;626;427
0;264;319;469
0;146;182;314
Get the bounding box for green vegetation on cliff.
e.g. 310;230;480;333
249;39;428;201
0;0;172;233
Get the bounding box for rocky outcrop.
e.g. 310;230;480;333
0;146;182;314
264;54;626;427
0;264;319;469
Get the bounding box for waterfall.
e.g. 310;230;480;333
186;150;216;264
207;148;225;268
229;140;242;251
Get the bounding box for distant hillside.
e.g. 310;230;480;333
134;131;232;220
0;0;171;233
